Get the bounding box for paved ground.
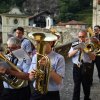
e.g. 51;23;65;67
60;58;100;100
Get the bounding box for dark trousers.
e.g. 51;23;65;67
30;89;60;100
0;85;30;100
91;56;100;81
0;79;4;95
72;63;92;100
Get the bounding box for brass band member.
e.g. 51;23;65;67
29;40;65;100
0;37;31;100
91;25;100;84
68;30;95;100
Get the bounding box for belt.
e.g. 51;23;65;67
4;85;29;91
81;60;92;65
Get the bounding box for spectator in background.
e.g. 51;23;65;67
15;27;35;57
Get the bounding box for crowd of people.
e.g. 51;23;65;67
0;25;100;100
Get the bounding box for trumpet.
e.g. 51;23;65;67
28;32;57;94
84;27;100;54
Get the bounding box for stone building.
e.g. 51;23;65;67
57;20;87;29
29;11;53;29
0;8;54;44
93;0;100;27
0;7;29;43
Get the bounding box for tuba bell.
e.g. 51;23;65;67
0;53;26;89
28;32;57;94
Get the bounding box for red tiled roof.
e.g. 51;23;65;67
57;20;86;26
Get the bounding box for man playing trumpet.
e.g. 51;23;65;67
68;30;95;100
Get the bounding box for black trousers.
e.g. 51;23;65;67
0;85;30;100
0;80;4;95
91;56;100;81
72;63;92;100
30;89;60;100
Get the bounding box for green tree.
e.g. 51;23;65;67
68;1;80;13
78;0;92;9
58;0;81;21
0;0;26;13
58;0;69;21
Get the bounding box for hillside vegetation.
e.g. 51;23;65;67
76;9;92;25
0;0;93;25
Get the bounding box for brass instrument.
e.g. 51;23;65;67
28;32;57;94
84;27;100;54
50;28;62;47
0;53;26;89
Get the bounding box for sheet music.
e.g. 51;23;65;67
12;48;31;61
73;42;85;50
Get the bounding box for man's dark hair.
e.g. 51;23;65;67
94;25;100;29
16;27;24;33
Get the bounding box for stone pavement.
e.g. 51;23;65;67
60;58;100;100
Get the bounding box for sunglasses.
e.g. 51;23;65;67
78;36;85;38
94;29;99;31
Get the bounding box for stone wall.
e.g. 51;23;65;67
24;26;80;46
24;26;80;59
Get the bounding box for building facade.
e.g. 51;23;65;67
93;0;100;27
1;7;29;43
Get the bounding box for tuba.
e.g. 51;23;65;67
0;53;26;89
28;32;57;94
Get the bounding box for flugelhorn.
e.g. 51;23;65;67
28;32;57;94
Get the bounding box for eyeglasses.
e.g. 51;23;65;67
78;36;85;38
94;29;98;31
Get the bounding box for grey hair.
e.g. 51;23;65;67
79;29;87;36
7;37;21;46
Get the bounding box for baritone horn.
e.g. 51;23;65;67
28;32;57;94
0;53;26;89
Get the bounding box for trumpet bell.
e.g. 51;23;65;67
28;32;57;41
84;43;94;53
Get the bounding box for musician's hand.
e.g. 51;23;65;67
38;57;47;67
0;67;7;74
78;47;84;52
29;69;37;81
